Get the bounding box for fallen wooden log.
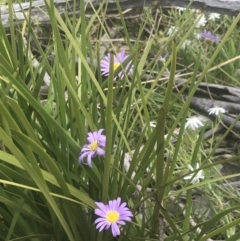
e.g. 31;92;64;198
175;79;240;132
1;0;240;30
189;96;240;131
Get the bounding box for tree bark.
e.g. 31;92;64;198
1;0;240;30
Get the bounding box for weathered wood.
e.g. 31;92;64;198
1;0;240;30
174;78;240;131
189;96;240;132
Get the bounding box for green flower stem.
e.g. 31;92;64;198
102;53;114;203
151;41;177;236
183;189;192;240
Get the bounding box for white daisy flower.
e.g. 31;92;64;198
208;13;220;21
185;116;204;130
142;121;157;132
208;107;226;116
167;26;178;36
195;15;207;28
194;32;201;40
181;39;192;49
184;163;204;183
150;121;157;128
176;7;186;12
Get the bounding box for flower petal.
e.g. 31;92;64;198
111;223;120;237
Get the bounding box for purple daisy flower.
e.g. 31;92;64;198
94;197;133;237
100;51;133;80
78;129;106;168
200;30;220;43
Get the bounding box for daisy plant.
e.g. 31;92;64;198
185;116;204;131
200;29;221;43
100;51;133;80
1;1;240;241
184;163;205;184
208;107;226;116
94;198;133;237
78;129;106;167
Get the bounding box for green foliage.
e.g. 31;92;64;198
0;1;240;240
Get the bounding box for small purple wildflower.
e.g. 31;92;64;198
94;197;133;237
100;51;133;80
200;30;220;43
78;129;106;168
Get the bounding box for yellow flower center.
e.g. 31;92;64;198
89;141;99;151
113;63;120;71
106;211;119;223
